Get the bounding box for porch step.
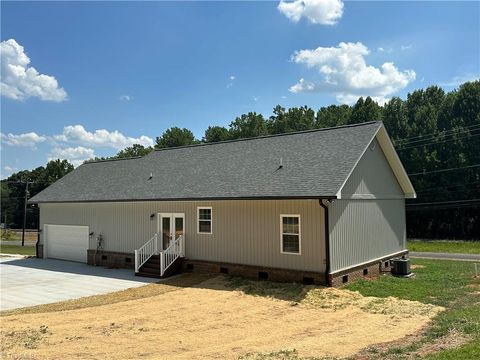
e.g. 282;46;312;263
135;256;184;279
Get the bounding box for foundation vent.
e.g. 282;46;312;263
258;271;268;280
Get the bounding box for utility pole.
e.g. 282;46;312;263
2;212;6;238
22;180;31;247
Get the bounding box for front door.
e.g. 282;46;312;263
158;213;185;250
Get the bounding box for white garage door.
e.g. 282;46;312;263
45;225;89;263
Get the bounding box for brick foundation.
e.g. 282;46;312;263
329;250;408;287
182;252;407;287
77;249;406;287
182;259;326;285
87;250;135;269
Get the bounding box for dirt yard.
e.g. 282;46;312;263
1;275;443;359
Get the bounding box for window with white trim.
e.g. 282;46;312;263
280;215;301;254
197;207;212;234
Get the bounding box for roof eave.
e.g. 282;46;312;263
29;195;339;204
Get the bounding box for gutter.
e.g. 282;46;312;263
319;199;334;286
28;195;338;204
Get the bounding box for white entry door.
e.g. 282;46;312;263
44;224;89;263
158;213;185;250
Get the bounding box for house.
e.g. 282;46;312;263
29;121;416;286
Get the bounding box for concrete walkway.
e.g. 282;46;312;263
0;257;159;311
410;251;480;262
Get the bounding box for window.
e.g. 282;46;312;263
197;207;212;234
280;215;301;254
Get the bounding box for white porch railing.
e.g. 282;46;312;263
160;235;184;276
134;233;158;272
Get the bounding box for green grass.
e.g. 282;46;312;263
425;340;480;360
346;259;480;359
407;240;480;254
0;230;38;242
0;244;36;256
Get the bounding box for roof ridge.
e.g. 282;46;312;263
84;156;144;164
153;121;382;152
81;121;382;164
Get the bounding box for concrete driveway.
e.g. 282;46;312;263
0;257;158;311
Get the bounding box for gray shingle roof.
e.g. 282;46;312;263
29;121;382;203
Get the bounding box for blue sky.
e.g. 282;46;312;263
1;0;479;177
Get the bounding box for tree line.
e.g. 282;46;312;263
2;81;479;239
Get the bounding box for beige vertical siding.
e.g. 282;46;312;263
39;199;326;272
340;139;404;198
329;199;406;272
330;138;407;273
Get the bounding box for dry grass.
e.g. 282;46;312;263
1;275;443;360
303;287;441;317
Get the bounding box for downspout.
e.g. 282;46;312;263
35;204;40;258
319;199;333;286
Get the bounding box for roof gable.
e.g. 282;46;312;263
335;123;416;199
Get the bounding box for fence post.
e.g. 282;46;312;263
160;252;165;277
180;235;184;257
134;250;138;273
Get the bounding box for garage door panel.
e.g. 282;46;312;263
45;225;89;263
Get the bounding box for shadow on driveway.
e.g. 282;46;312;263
0;257;156;282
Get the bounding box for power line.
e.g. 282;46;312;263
406;203;480;211
414;179;480;193
394;123;480;143
407;199;480;206
397;132;480;151
399;128;480;147
406;199;480;211
408;164;480;176
416;189;480;197
1;180;52;185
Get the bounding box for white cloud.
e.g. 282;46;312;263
289;78;317;93
1;132;47;147
0;39;67;102
401;44;412;51
2;125;154;168
226;75;236;88
289;42;416;104
278;0;344;25
54;125;154;150
119;95;132;101
3;166;17;172
377;47;393;54
49;146;96;167
253;96;259;102
1;166;19;179
439;73;479;87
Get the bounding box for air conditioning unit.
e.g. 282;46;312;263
391;257;411;276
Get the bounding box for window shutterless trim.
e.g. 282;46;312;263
280;214;301;255
197;206;212;234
